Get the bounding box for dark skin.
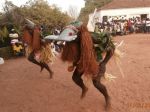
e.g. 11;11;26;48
27;50;53;78
71;49;114;110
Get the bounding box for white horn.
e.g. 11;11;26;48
25;19;35;29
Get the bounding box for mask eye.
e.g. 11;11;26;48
69;32;73;36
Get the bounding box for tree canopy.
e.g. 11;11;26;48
0;0;73;47
0;0;72;34
79;0;112;23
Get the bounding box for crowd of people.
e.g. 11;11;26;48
94;17;150;36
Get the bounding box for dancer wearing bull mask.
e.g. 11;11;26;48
22;19;55;78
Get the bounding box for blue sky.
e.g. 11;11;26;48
0;0;85;13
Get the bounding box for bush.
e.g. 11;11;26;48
0;46;13;59
0;38;11;47
0;25;11;47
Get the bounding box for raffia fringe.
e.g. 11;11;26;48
25;44;55;63
39;44;55;63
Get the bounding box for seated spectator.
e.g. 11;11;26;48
12;43;24;56
146;18;150;33
9;29;19;44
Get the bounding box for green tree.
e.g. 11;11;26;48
19;0;72;33
0;0;72;35
0;0;72;46
79;0;112;23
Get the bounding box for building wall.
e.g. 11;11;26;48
95;7;150;22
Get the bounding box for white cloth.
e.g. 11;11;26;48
50;43;59;56
146;20;150;27
87;8;97;32
9;33;19;38
11;39;19;44
0;57;4;64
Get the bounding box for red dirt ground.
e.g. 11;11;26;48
0;34;150;112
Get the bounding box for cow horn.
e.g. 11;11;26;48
25;18;35;29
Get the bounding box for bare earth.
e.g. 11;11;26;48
0;34;150;112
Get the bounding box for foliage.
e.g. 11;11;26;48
0;0;72;36
79;0;112;23
0;46;13;59
91;32;115;60
0;0;72;47
0;25;11;47
0;26;9;39
18;0;72;31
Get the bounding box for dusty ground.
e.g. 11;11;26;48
0;34;150;112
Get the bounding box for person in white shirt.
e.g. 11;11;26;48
146;18;150;33
9;29;19;44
